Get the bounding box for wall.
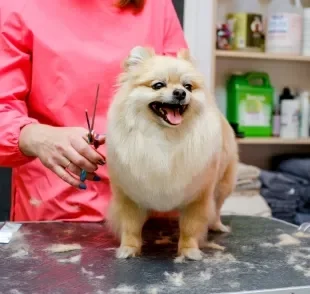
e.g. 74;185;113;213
172;0;184;27
183;0;216;91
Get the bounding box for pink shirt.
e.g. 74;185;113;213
0;0;187;221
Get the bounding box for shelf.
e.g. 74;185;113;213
237;138;310;145
216;50;310;62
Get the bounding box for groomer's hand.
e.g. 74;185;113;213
19;124;106;189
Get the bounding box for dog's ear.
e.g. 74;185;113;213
123;46;155;71
177;48;192;62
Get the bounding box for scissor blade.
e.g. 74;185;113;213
85;110;93;143
85;109;91;133
90;84;100;132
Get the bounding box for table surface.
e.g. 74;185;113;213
0;215;310;294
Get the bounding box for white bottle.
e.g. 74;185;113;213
299;91;310;137
280;99;300;138
302;8;310;56
266;0;303;55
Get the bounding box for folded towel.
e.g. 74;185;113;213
237;163;261;183
236;179;261;191
221;190;271;217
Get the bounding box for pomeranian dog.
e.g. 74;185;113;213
106;46;238;260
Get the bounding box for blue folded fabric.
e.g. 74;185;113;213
259;159;310;225
278;158;310;182
295;213;310;225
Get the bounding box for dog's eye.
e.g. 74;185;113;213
184;84;192;92
152;82;166;90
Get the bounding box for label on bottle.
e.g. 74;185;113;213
239;93;271;127
280;100;300;138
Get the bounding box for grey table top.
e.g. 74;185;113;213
0;215;309;294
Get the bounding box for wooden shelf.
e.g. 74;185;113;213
216;50;310;62
237;138;310;145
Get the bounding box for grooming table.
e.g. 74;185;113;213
0;216;310;294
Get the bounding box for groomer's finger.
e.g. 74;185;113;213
91;147;106;164
64;146;98;172
58;156;99;182
66;162;101;182
51;165;84;189
70;138;104;165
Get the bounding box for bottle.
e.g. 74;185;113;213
279;87;294;104
299;91;310;137
266;0;303;55
226;72;274;137
280;87;300;139
302;8;310;56
272;105;281;137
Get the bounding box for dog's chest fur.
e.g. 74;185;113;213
107;112;222;212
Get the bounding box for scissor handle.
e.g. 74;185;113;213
93;140;100;149
88;130;102;149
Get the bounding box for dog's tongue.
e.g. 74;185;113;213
163;107;183;125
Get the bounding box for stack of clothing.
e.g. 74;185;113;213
221;163;271;217
236;162;261;193
260;158;310;225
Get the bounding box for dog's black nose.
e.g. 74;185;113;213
173;89;186;101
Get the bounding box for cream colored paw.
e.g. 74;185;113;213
116;246;140;259
209;222;231;233
178;248;203;261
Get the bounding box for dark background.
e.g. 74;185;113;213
0;168;11;221
172;0;184;27
0;0;185;221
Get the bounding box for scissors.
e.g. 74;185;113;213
80;84;101;182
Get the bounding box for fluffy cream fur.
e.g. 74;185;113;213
106;46;238;260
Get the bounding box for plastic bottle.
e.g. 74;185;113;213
279;87;294;104
299;91;310;137
266;0;303;55
226;72;274;137
279;87;300;138
302;5;310;56
272;105;281;137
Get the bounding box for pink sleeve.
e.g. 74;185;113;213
163;0;188;56
0;7;38;167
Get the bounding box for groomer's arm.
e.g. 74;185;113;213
0;3;39;168
162;0;188;56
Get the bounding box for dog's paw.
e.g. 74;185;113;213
116;246;140;259
178;248;204;261
209;222;231;233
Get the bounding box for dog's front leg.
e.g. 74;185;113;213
178;190;210;261
108;187;147;259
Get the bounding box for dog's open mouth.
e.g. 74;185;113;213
149;102;188;125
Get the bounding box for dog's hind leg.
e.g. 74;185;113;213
208;158;238;233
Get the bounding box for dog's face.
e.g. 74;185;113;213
118;46;208;128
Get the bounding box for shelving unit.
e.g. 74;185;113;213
213;0;310;169
216;50;310;62
237;138;310;145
